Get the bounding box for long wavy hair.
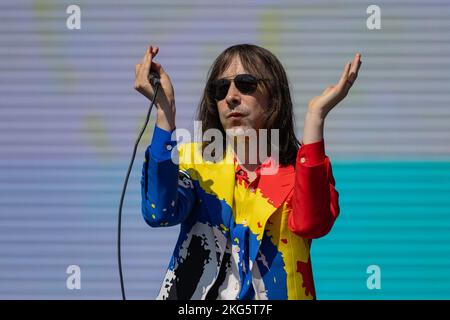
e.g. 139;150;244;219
196;44;300;166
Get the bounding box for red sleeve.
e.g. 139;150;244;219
288;139;340;239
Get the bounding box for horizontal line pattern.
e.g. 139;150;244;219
0;0;449;299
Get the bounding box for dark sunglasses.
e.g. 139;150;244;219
208;74;268;101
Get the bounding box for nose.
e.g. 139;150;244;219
225;81;241;107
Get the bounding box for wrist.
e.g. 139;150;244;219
305;110;325;128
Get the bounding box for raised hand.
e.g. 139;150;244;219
308;53;362;119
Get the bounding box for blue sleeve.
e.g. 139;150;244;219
140;125;196;227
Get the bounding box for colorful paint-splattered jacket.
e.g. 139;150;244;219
141;126;340;300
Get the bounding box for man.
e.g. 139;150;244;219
135;44;361;299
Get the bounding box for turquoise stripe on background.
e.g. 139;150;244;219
313;161;450;299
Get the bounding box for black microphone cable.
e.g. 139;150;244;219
117;74;161;300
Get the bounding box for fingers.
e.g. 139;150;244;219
151;61;165;76
322;85;334;95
